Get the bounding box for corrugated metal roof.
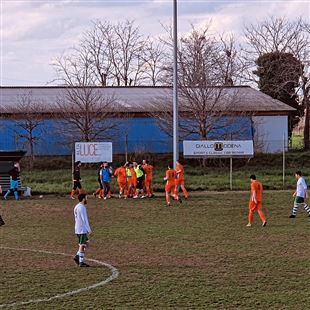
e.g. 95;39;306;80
0;86;295;113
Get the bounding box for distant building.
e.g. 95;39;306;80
0;86;295;155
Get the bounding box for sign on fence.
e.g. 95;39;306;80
75;142;113;163
183;140;254;158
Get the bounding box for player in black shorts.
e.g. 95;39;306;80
71;161;82;199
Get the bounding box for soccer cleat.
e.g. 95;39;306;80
70;196;75;200
79;262;90;267
262;221;267;227
289;215;296;218
140;195;145;199
73;255;79;265
246;223;252;227
133;195;139;199
0;216;5;226
104;197;107;200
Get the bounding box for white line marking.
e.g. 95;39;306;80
0;247;119;308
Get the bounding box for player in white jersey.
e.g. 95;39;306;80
73;193;92;267
289;171;310;218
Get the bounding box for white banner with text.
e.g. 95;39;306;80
183;140;254;158
75;142;113;163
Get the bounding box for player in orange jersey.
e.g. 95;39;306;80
142;159;154;198
247;175;267;227
126;162;136;198
175;160;189;199
164;163;182;206
114;163;127;198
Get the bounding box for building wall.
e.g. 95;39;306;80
252;116;288;153
0;115;281;155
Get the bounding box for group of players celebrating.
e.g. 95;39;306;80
70;159;189;207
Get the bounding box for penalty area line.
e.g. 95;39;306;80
0;246;119;308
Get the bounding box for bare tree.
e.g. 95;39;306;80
53;45;96;86
6;92;47;168
244;17;308;59
153;25;250;138
56;87;119;143
141;40;167;86
53;20;164;86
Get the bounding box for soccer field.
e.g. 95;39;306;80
0;192;309;309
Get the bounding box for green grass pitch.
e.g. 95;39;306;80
0;191;310;309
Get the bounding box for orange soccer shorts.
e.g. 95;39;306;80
118;180;127;193
165;182;175;194
249;201;262;211
175;178;185;186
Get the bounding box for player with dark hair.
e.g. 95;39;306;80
175;160;189;199
164;163;181;206
100;162;113;200
133;162;145;199
114;162;127;198
73;193;92;267
70;161;82;200
142;159;154;198
93;162;104;198
247;175;267;227
289;171;310;218
4;163;20;200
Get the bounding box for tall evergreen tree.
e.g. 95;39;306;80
254;52;304;135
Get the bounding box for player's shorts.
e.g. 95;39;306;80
77;233;88;245
128;178;137;187
165;182;175;193
249;201;262;211
295;196;305;204
175;178;185;186
118;181;127;190
136;176;144;190
10;180;19;190
145;178;152;187
73;181;82;190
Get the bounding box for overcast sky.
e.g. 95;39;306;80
0;0;309;86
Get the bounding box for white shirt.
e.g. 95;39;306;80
74;202;91;234
296;177;307;198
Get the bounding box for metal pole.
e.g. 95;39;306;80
230;157;233;190
283;133;285;190
72;152;74;190
173;0;179;168
125;133;128;162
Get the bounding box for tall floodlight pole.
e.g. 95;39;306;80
173;0;179;168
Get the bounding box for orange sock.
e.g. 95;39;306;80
166;193;170;205
258;209;266;223
248;210;254;224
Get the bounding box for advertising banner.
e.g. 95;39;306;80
75;142;112;163
183;140;254;158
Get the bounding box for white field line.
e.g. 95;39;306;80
0;247;119;308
